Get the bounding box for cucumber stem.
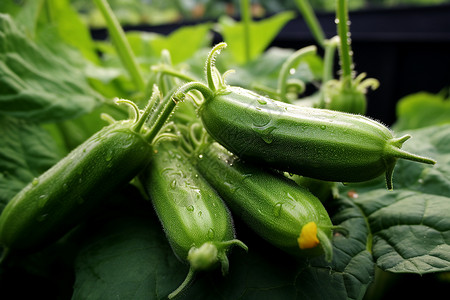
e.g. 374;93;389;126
336;0;353;85
384;138;436;190
294;0;326;47
94;0;145;92
205;43;227;91
173;82;214;104
277;45;317;103
168;267;195;299
144;91;178;143
133;85;161;133
153;65;197;83
317;228;333;262
323;37;340;83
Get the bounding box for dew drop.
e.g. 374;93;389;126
198;211;203;217
224;182;238;194
198;154;203;159
32;178;39;187
170;180;177;189
257;98;267;105
208;228;215;239
273;202;283;217
38;194;48;208
334;18;340;24
105;149;113;162
187;205;194;212
289;68;296;75
36;213;49;222
320;125;326;130
253;124;276;144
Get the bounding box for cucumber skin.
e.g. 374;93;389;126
192;141;333;258
199;86;393;183
141;141;235;262
0;121;152;251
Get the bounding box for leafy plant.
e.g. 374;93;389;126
0;0;448;299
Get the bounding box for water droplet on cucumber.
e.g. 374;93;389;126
273;202;283;217
208;228;215;239
38;194;48;208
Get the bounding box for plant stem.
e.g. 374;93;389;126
277;45;317;103
240;0;252;63
294;0;325;47
145;91;177;143
336;0;353;85
94;0;145;92
322;36;339;83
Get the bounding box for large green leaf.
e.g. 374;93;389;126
0;14;103;123
0;116;62;210
393;92;450;132
218;11;295;64
42;0;100;63
338;124;450;274
72;195;374;300
126;23;212;66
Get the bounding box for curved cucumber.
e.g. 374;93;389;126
192;140;333;261
0;86;176;255
173;43;436;189
140;140;246;298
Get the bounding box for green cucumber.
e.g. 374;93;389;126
177;122;334;261
140;139;247;299
172;43;436;189
0;86;176;258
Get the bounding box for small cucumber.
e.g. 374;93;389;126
172;43;436;189
0;87;176;257
180;124;334;261
140;139;247;299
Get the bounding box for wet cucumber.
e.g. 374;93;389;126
172;43;436;190
140;140;246;298
0;87;175;257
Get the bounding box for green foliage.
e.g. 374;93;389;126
0;117;62;209
126;23;212;65
0;14;103;123
0;1;448;299
338;124;450;275
218;11;295;64
393;91;450;131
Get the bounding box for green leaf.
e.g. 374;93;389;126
393;91;450;131
218;11;295;64
72;196;374;300
72;207;188;300
338;124;450;274
0;0;44;38
126;23;212;66
43;0;100;63
0;116;62;210
0;13;103;123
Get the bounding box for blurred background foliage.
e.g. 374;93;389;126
65;0;450;27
